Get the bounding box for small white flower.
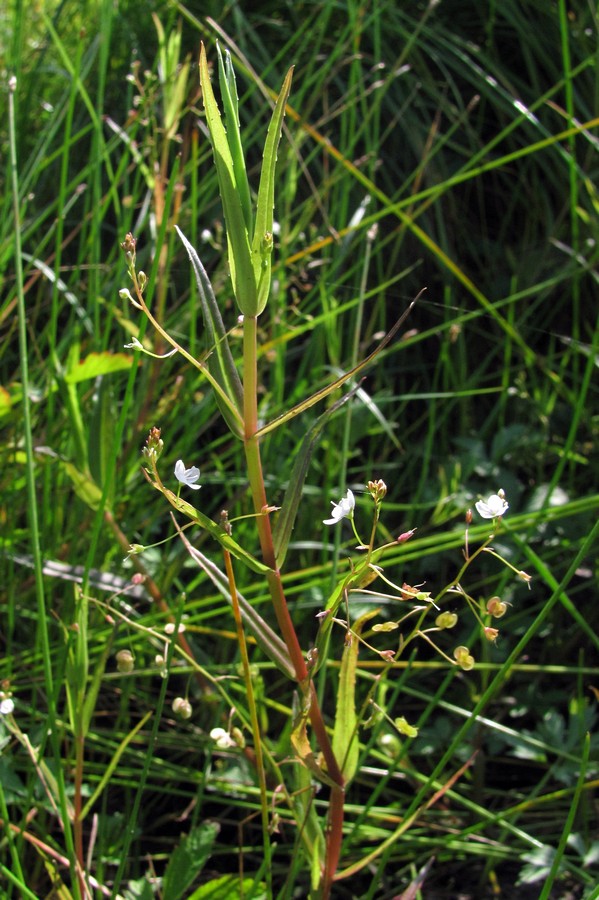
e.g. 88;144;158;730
124;336;143;350
323;489;355;525
0;698;14;715
210;727;236;749
475;492;509;519
174;459;201;490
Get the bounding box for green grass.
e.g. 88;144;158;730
1;0;599;897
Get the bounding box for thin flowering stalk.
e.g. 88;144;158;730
123;249;244;432
221;540;272;892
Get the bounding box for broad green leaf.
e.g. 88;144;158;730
332;609;379;783
199;43;256;315
176;226;243;438
63;351;134;384
216;45;252;233
292;756;326;891
62;461;104;511
273;386;358;568
251;65;293;314
162;823;219;899
189;876;267;900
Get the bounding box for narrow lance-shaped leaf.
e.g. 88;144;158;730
174;522;295;680
176;226;243;438
252;65;294;314
216;44;252;234
273;384;360;568
144;468;272;577
256;295;419;438
199;43;256;315
332;609;379;783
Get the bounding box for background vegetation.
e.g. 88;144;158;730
1;0;598;897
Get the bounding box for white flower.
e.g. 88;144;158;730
210;727;236;749
174;459;201;490
323;489;355;525
124;336;143;350
0;698;14;715
475;492;509;519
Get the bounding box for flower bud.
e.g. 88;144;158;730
397;528;416;544
484;627;499;642
143;426;163;461
116;649;135;673
367;479;387;502
120;232;136;260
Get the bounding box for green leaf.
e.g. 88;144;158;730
176;226;243;438
251;65;293;314
63;351;134;384
332;609;378;783
162;823;219;900
189;876;267;900
199;43;256;315
256;298;417;438
273;386;358;567
216;45;252;234
175;530;295;680
62;461;104;511
88;376;116;507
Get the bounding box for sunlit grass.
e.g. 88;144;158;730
1;0;598;897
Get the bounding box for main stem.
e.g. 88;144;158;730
242;315;345;893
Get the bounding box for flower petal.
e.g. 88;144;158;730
174;459;201;490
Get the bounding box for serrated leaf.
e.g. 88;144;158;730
251;65;293;314
162;822;219;899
